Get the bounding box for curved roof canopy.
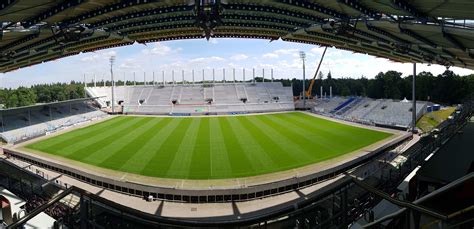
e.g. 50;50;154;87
1;0;474;72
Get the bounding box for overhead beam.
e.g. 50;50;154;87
0;33;39;53
223;4;326;24
107;15;195;33
278;0;348;20
0;0;17;14
391;0;429;24
337;0;381;19
22;0;86;28
365;23;410;45
222;14;311;30
399;26;437;48
442;31;466;51
63;0;171;26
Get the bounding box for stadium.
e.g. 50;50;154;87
0;1;473;228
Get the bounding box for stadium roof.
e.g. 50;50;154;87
0;97;98;114
1;0;474;72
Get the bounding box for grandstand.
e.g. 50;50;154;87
0;99;107;144
86;82;295;115
313;97;428;129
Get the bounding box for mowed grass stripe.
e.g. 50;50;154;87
93;118;164;168
219;117;257;177
208;118;233;178
268;114;344;156
27;117;127;151
280;113;356;152
26;112;393;179
140;118;193;177
280;113;391;158
49;117;138;156
120;118;177;174
79;117;157;164
280;113;366;152
228;117;276;173
165;118;201;178
239;116;299;168
188;118;211;179
65;118;150;161
29;117;142;157
247;115;315;163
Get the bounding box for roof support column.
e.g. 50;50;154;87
271;69;274;83
0;112;4;133
412;63;416;133
172;70;175;85
162;71;165;86
253;68;255;83
182;70;185;84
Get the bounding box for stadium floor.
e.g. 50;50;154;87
24;112;392;180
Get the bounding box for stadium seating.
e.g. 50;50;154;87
0;101;107;144
314;97;427;129
86;82;295;115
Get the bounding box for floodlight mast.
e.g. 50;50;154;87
299;51;306;109
110;56;116;114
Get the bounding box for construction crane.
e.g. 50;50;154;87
305;46;328;98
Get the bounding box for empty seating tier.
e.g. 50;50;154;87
0;100;107;144
86;82;295;115
313;97;427;129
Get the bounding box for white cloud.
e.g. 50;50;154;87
141;43;174;56
189;56;225;63
310;47;344;58
119;58;141;69
263;53;279;58
263;48;300;59
230;54;248;61
227;63;240;68
274;48;299;55
80;50;116;62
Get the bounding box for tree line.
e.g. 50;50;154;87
0;70;473;109
286;70;474;105
0;82;84;109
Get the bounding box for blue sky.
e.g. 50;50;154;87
1;38;473;88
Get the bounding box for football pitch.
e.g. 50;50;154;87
25;112;392;180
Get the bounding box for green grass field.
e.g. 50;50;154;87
417;107;456;132
25;112;392;180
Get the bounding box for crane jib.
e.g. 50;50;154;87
306;46;328;98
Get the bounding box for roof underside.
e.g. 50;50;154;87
1;0;474;73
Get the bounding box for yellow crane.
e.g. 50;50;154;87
306;46;328;98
